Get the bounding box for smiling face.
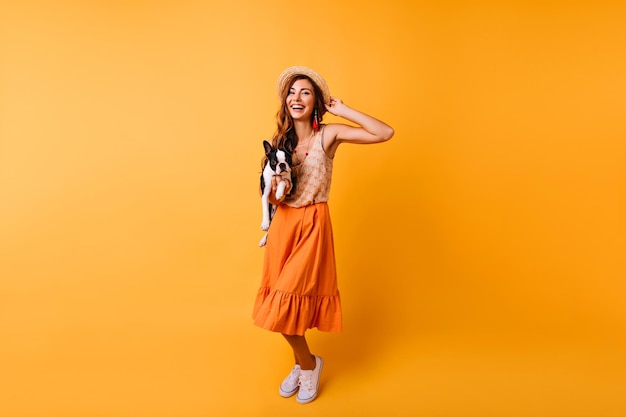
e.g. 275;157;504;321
286;78;316;121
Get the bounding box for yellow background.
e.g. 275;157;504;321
1;1;625;416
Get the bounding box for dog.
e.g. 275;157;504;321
259;139;295;246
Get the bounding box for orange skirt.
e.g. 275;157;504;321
252;202;342;335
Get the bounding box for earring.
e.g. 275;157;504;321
312;109;319;131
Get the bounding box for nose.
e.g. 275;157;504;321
279;163;287;171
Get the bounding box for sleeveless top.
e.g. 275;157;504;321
284;126;333;208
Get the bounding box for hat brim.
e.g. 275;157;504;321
276;66;331;104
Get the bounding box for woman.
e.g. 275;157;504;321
252;66;394;404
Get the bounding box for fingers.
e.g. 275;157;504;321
326;97;343;114
329;96;342;105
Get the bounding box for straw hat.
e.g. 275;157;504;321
276;66;331;104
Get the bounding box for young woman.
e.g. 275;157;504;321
253;66;394;404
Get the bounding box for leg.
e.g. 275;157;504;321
280;333;324;404
282;333;316;370
261;193;271;230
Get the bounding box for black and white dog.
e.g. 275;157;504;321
259;139;295;246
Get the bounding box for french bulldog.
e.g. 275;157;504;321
259;139;295;246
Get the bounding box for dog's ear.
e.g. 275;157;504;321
263;140;273;155
284;138;295;154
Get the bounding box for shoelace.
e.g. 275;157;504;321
285;367;300;386
298;372;314;391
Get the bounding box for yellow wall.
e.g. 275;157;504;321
1;1;624;416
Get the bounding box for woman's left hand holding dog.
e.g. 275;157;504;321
268;175;291;205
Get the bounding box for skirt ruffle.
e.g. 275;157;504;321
252;203;342;335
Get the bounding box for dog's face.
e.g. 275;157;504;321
263;140;294;175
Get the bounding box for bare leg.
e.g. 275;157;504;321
282;334;316;370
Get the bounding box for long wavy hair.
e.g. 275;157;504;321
260;75;327;170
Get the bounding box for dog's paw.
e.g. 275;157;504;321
259;233;268;247
276;182;287;200
261;219;270;231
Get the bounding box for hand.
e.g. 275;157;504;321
325;96;347;116
268;175;292;205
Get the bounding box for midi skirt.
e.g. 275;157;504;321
252;202;342;336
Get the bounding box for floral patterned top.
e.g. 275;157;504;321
284;126;333;208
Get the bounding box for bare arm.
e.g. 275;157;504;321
323;97;394;157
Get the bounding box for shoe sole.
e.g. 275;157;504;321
279;387;298;398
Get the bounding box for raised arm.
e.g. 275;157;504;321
323;97;394;157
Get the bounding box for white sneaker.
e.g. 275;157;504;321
279;364;301;397
296;355;323;404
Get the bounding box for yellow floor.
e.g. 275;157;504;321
2;294;625;417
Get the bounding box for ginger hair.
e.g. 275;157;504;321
260;75;326;170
